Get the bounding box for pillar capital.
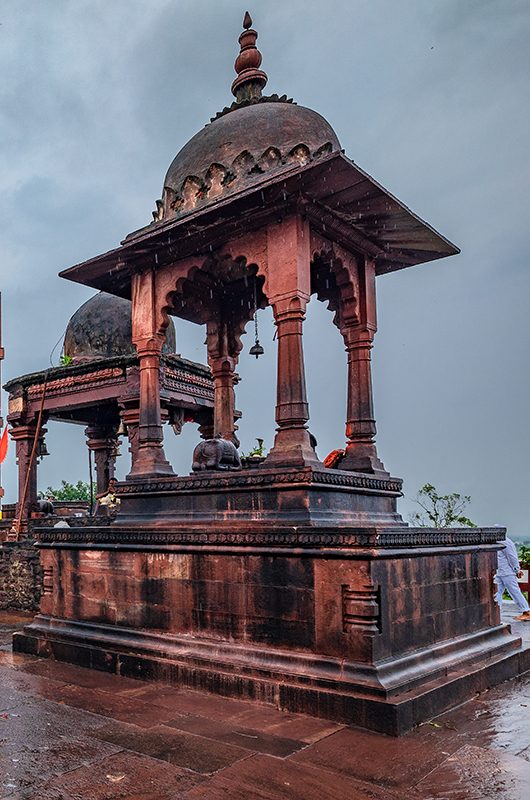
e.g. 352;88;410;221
9;421;39;441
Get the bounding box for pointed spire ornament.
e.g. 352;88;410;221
231;11;268;103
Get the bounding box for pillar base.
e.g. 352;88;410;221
340;443;389;477
264;428;321;469
127;444;175;480
112;466;404;527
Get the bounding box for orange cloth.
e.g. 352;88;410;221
323;449;344;469
0;427;8;464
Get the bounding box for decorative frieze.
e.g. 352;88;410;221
116;468;403;495
36;526;502;550
162;367;214;400
27;368;126;400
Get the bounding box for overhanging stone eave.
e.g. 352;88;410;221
58;150;460;296
57;156;337;295
3;353;211;396
2;355;135;394
308;153;460;272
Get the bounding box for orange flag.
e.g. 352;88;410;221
0;427;8;464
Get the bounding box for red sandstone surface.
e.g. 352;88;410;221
1;608;528;799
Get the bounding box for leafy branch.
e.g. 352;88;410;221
410;483;476;528
39;480;94;502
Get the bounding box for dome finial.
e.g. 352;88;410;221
231;11;268;103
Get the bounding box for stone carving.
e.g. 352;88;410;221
27;368;126;400
162;367;214;400
192;436;241;471
115;468;402;495
211;93;295;122
342;583;381;634
154;140;335;222
37;526;502;550
42;567;53;595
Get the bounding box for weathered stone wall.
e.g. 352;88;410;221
0;540;41;612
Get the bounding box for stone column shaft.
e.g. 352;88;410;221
265;296;317;467
85;425;118;495
9;423;43;530
130;269;174;478
206;318;239;445
340;258;387;475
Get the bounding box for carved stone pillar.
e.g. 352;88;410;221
130;269;174;478
10;422;39;527
265;295;318;467
85;425;119;495
340;258;387;474
262;215;318;467
119;406;140;476
206;318;239;445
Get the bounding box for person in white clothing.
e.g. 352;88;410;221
495;536;530;621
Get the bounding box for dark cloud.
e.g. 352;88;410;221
1;0;528;531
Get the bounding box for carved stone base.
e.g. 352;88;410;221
112;466;404;528
264;428;321;469
126;443;174;479
339;442;389;476
13;524;529;735
14;615;527;736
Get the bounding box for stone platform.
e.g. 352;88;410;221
112;466;405;527
2;608;530;799
11;476;530;735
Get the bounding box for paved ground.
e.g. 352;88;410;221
0;607;528;799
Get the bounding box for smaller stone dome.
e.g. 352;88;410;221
63;292;176;362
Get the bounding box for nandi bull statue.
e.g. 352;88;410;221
192;435;241;472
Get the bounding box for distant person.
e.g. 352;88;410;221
495;536;530;621
37;497;55;515
94;479;120;517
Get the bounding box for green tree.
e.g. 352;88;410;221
410;483;476;528
517;544;530;567
39;480;94;502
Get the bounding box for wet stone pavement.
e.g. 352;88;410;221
0;608;528;799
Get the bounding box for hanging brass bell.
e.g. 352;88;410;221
38;441;49;458
249;339;264;359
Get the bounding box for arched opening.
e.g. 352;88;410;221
304;298;346;463
162;255;270;466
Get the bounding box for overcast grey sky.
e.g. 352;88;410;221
1;0;529;531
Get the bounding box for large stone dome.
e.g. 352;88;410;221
152;14;341;224
157;101;340;221
63;292;176;362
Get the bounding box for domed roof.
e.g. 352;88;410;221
161;102;340;218
153;14;341;223
63;292;176;362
